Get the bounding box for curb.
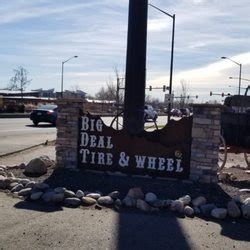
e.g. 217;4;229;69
0;140;56;158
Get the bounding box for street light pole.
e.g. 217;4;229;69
221;56;242;95
149;4;175;122
61;55;78;98
229;77;250;82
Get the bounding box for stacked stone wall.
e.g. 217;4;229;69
190;104;222;183
56;99;83;169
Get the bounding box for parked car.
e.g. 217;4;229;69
170;108;182;117
180;108;190;117
30;104;58;126
144;105;158;121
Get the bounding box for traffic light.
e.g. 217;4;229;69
149;86;152;91
221;93;224;97
163;85;166;92
210;91;212;96
196;95;198;99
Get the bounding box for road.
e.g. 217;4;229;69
0;192;249;250
0;118;56;156
0;116;169;156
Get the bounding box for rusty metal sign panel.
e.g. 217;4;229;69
78;113;192;179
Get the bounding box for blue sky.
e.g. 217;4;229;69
0;0;250;102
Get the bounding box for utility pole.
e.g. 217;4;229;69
123;0;148;135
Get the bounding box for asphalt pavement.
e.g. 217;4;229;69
0;116;169;156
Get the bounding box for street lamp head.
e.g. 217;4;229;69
221;56;227;59
74;56;78;58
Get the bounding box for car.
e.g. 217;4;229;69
144;105;158;121
180;108;190;117
170;108;182;117
30;104;58;126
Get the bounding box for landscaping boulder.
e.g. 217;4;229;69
24;157;51;175
82;197;97;206
64;190;75;198
76;190;85;199
127;187;144;199
64;197;81;207
192;196;206;207
122;196;136;207
179;195;191;205
227;200;241;218
108;191;120;200
184;206;194;217
211;208;227;219
136;199;151;212
30;192;43;201
200;204;217;216
145;192;157;203
51;193;65;203
171;200;184;213
42;191;55;202
11;184;24;193
18;188;32;196
241;198;250;219
0;176;11;189
97;196;114;206
86;193;101;200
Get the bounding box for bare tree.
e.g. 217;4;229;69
95;66;125;103
177;80;189;109
8;66;32;98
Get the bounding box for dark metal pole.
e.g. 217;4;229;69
116;77;119;130
61;62;64;98
123;0;148;134
239;64;242;96
167;14;175;122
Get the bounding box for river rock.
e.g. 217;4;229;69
51;193;65;203
98;196;114;206
123;196;136;207
82;197;97;206
136;199;151;212
211;208;227;219
42;191;55;202
25;181;36;189
241;198;250;219
35;182;50;190
227;200;241;218
64;197;81;207
152;199;172;208
184;206;194;217
19;179;30;186
192;196;206;207
9;182;19;190
86;193;101;200
115;199;122;206
64;190;75;198
54;187;66;193
200;204;217;216
108;191;120;200
171;200;184;213
30;192;43;201
11;184;24;192
145;192;157;203
0;176;11;189
179;195;191;205
18;188;32;196
239;189;250;193
127;187;144;199
76;190;85;199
